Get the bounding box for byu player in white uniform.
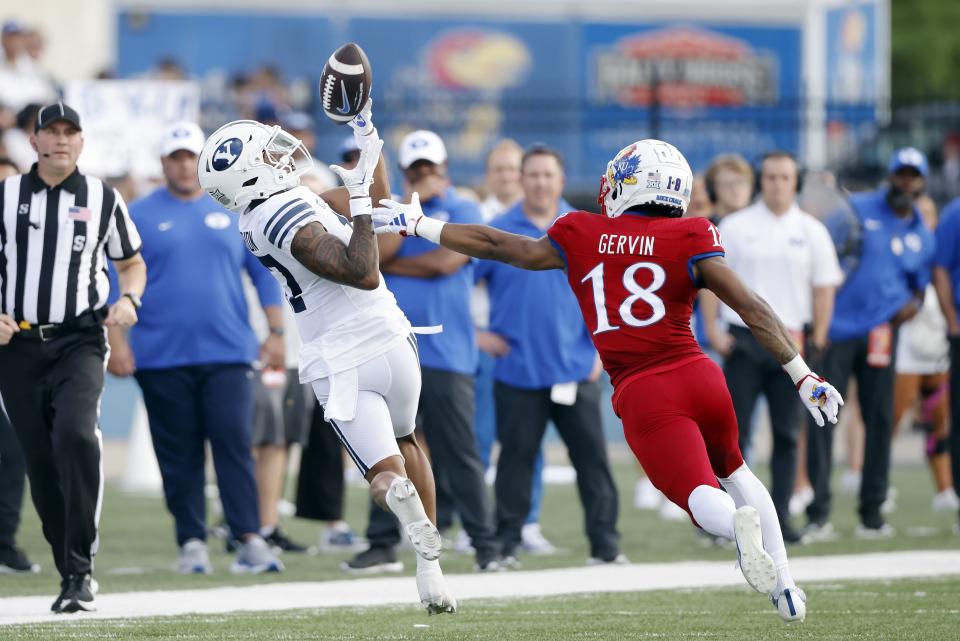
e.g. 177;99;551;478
197;103;456;614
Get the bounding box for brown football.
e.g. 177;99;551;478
319;42;372;124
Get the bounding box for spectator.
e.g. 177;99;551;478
344;130;500;573
704;151;843;543
478;139;523;221
2;103;39;172
0;21;56;112
248;303;309;554
703;154;755;224
107;122;284;574
472;138;555;554
477;144;622;565
808;147;935;539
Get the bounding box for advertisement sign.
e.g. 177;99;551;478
115;12;807;188
64;80;200;180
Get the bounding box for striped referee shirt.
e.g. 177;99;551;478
0;164;142;325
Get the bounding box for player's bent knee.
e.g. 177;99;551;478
366;455;406;485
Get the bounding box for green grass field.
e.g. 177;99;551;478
4;576;960;640
2;460;957;598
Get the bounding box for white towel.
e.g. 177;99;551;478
324;367;360;422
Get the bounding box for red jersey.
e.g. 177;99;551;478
547;211;725;395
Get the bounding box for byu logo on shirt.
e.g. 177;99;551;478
212;138;243;171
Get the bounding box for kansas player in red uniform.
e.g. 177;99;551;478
372;140;843;623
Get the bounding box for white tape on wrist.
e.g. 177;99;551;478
415;216;445;243
354;125;377;141
783;354;812;385
349;197;372;218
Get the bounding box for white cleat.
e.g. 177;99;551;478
416;563;457;615
385;478;442;561
771;587;807;622
733;506;777;595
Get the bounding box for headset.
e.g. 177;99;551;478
755;150;804;197
704;153;754;204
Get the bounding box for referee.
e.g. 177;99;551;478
0;102;146;613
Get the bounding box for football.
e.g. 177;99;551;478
319;42;372;124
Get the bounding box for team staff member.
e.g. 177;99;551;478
473;139;555;554
476;144;621;565
107;122;283;575
707;152;842;543
0;102;145;612
808;148;935;538
345;130;499;573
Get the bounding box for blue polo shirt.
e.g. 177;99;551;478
126;187;282;369
384;188;482;375
934;196;960;313
826;189;934;341
475;200;596;389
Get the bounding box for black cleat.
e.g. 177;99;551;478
264;528;308;553
56;574;97;613
340;546;404;574
0;544;40;574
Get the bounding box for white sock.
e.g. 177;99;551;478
719;463;795;592
687;485;736;539
259;525;277;538
385;476;430;528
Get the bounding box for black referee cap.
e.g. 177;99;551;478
35;102;82;133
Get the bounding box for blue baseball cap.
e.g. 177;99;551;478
2;21;24;35
888;147;929;178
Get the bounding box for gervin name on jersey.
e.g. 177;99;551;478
597;233;655;257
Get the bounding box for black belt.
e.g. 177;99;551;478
16;308;108;342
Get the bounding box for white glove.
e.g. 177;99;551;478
796;373;844;427
329;135;383;200
348;98;375;138
371;192;446;242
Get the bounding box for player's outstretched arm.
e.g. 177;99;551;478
291;220;380;290
697;255;844;426
371;193;564;271
320;100;390;219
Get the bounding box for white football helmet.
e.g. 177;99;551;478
198;120;314;212
598;139;693;218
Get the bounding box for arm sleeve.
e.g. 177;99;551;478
105;189;143;260
686;218;725;287
243;241;283;307
808;218;844;287
546;212;575;268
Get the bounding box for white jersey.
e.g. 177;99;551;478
239;186;411;383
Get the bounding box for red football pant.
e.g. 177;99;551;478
617;357;744;522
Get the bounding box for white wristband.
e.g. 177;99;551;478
415;216;445;244
783;354;812;385
348;197;372;218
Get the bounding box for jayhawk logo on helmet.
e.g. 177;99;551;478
598;139;693;219
611;145;641;186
